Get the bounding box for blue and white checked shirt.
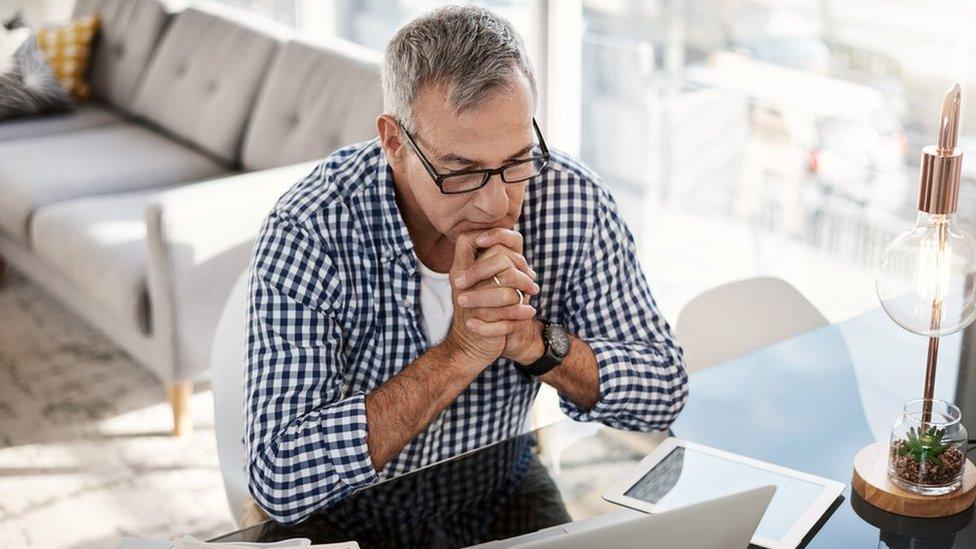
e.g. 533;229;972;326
245;138;688;525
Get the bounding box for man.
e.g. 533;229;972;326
245;5;687;526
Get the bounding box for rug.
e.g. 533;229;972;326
0;270;236;548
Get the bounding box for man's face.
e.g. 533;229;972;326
391;72;536;243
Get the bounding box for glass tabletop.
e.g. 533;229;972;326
212;308;976;547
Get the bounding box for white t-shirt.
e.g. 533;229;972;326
417;260;454;346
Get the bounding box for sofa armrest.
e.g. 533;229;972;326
145;161;320;382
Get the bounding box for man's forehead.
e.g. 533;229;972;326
417;116;535;164
411;78;536;165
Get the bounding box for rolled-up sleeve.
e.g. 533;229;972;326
245;211;378;525
558;185;688;431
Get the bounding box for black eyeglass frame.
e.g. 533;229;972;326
399;118;551;195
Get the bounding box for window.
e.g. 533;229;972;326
208;0;976;323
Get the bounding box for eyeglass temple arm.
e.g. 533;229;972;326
532;117;550;156
403;129;443;179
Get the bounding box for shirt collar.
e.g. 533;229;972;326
375;149;418;274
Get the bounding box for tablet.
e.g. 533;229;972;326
602;438;844;549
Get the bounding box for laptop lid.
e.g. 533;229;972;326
517;484;776;549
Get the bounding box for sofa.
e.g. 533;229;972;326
0;0;384;434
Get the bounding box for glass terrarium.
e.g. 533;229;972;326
888;399;968;495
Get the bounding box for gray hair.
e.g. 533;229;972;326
382;5;538;133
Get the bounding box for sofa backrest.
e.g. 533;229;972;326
73;0;172;112
132;4;286;165
240;37;383;171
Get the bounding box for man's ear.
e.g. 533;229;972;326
377;114;407;170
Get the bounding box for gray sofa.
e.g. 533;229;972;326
0;0;383;434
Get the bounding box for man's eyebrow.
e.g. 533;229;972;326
439;152;480;167
506;143;534;160
437;143;535;168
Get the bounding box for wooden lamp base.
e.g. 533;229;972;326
852;442;976;517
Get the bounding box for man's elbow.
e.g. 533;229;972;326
653;380;689;430
638;356;689;431
660;355;690;426
246;455;352;526
247;480;304;525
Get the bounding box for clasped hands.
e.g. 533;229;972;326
444;228;544;366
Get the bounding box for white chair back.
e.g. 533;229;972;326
676;277;828;373
211;271;250;526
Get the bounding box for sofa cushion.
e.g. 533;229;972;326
132;5;284;164
0;123;228;245
241;37;382;171
31;189;160;334
0;103;124;142
72;0;172;111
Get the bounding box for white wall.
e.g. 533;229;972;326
0;0;74;25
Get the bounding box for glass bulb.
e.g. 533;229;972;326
877;212;976;337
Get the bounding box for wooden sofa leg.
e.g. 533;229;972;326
167;381;193;436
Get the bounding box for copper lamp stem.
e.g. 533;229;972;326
922;336;939;427
922;219;949;428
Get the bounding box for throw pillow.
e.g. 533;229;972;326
0;26;73;120
3;12;28;30
35;14;98;101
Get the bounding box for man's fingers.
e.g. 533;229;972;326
454;253;509;289
458;282;538;309
451;230;483;273
513;253;535;279
492;268;540;294
476;245;537;281
471;304;537;322
475;228;524;253
465;318;521;337
456;251;539;290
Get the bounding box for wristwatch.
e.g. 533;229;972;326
515;319;570;380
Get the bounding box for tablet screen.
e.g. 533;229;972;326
623;446;825;541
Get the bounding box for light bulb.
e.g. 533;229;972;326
877;212;976;337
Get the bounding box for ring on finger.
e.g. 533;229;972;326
515;288;525;305
492;274;503;287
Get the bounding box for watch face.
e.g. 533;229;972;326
548;325;570;357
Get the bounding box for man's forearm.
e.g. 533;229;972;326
364;341;484;471
537;330;601;410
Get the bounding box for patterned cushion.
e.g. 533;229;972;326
3;12;28;30
35;15;99;101
0;26;73;120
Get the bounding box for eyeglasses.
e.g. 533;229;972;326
399;118;550;195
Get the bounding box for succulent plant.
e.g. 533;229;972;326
898;426;951;467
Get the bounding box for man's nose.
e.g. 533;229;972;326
473;174;509;217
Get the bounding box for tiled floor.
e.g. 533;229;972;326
0;271;235;548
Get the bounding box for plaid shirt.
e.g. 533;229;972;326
245;139;688;525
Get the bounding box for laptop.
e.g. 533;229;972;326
471;484;775;549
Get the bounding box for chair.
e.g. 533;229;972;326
211;270;251;526
676;277;828;373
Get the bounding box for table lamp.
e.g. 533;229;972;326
852;83;976;517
